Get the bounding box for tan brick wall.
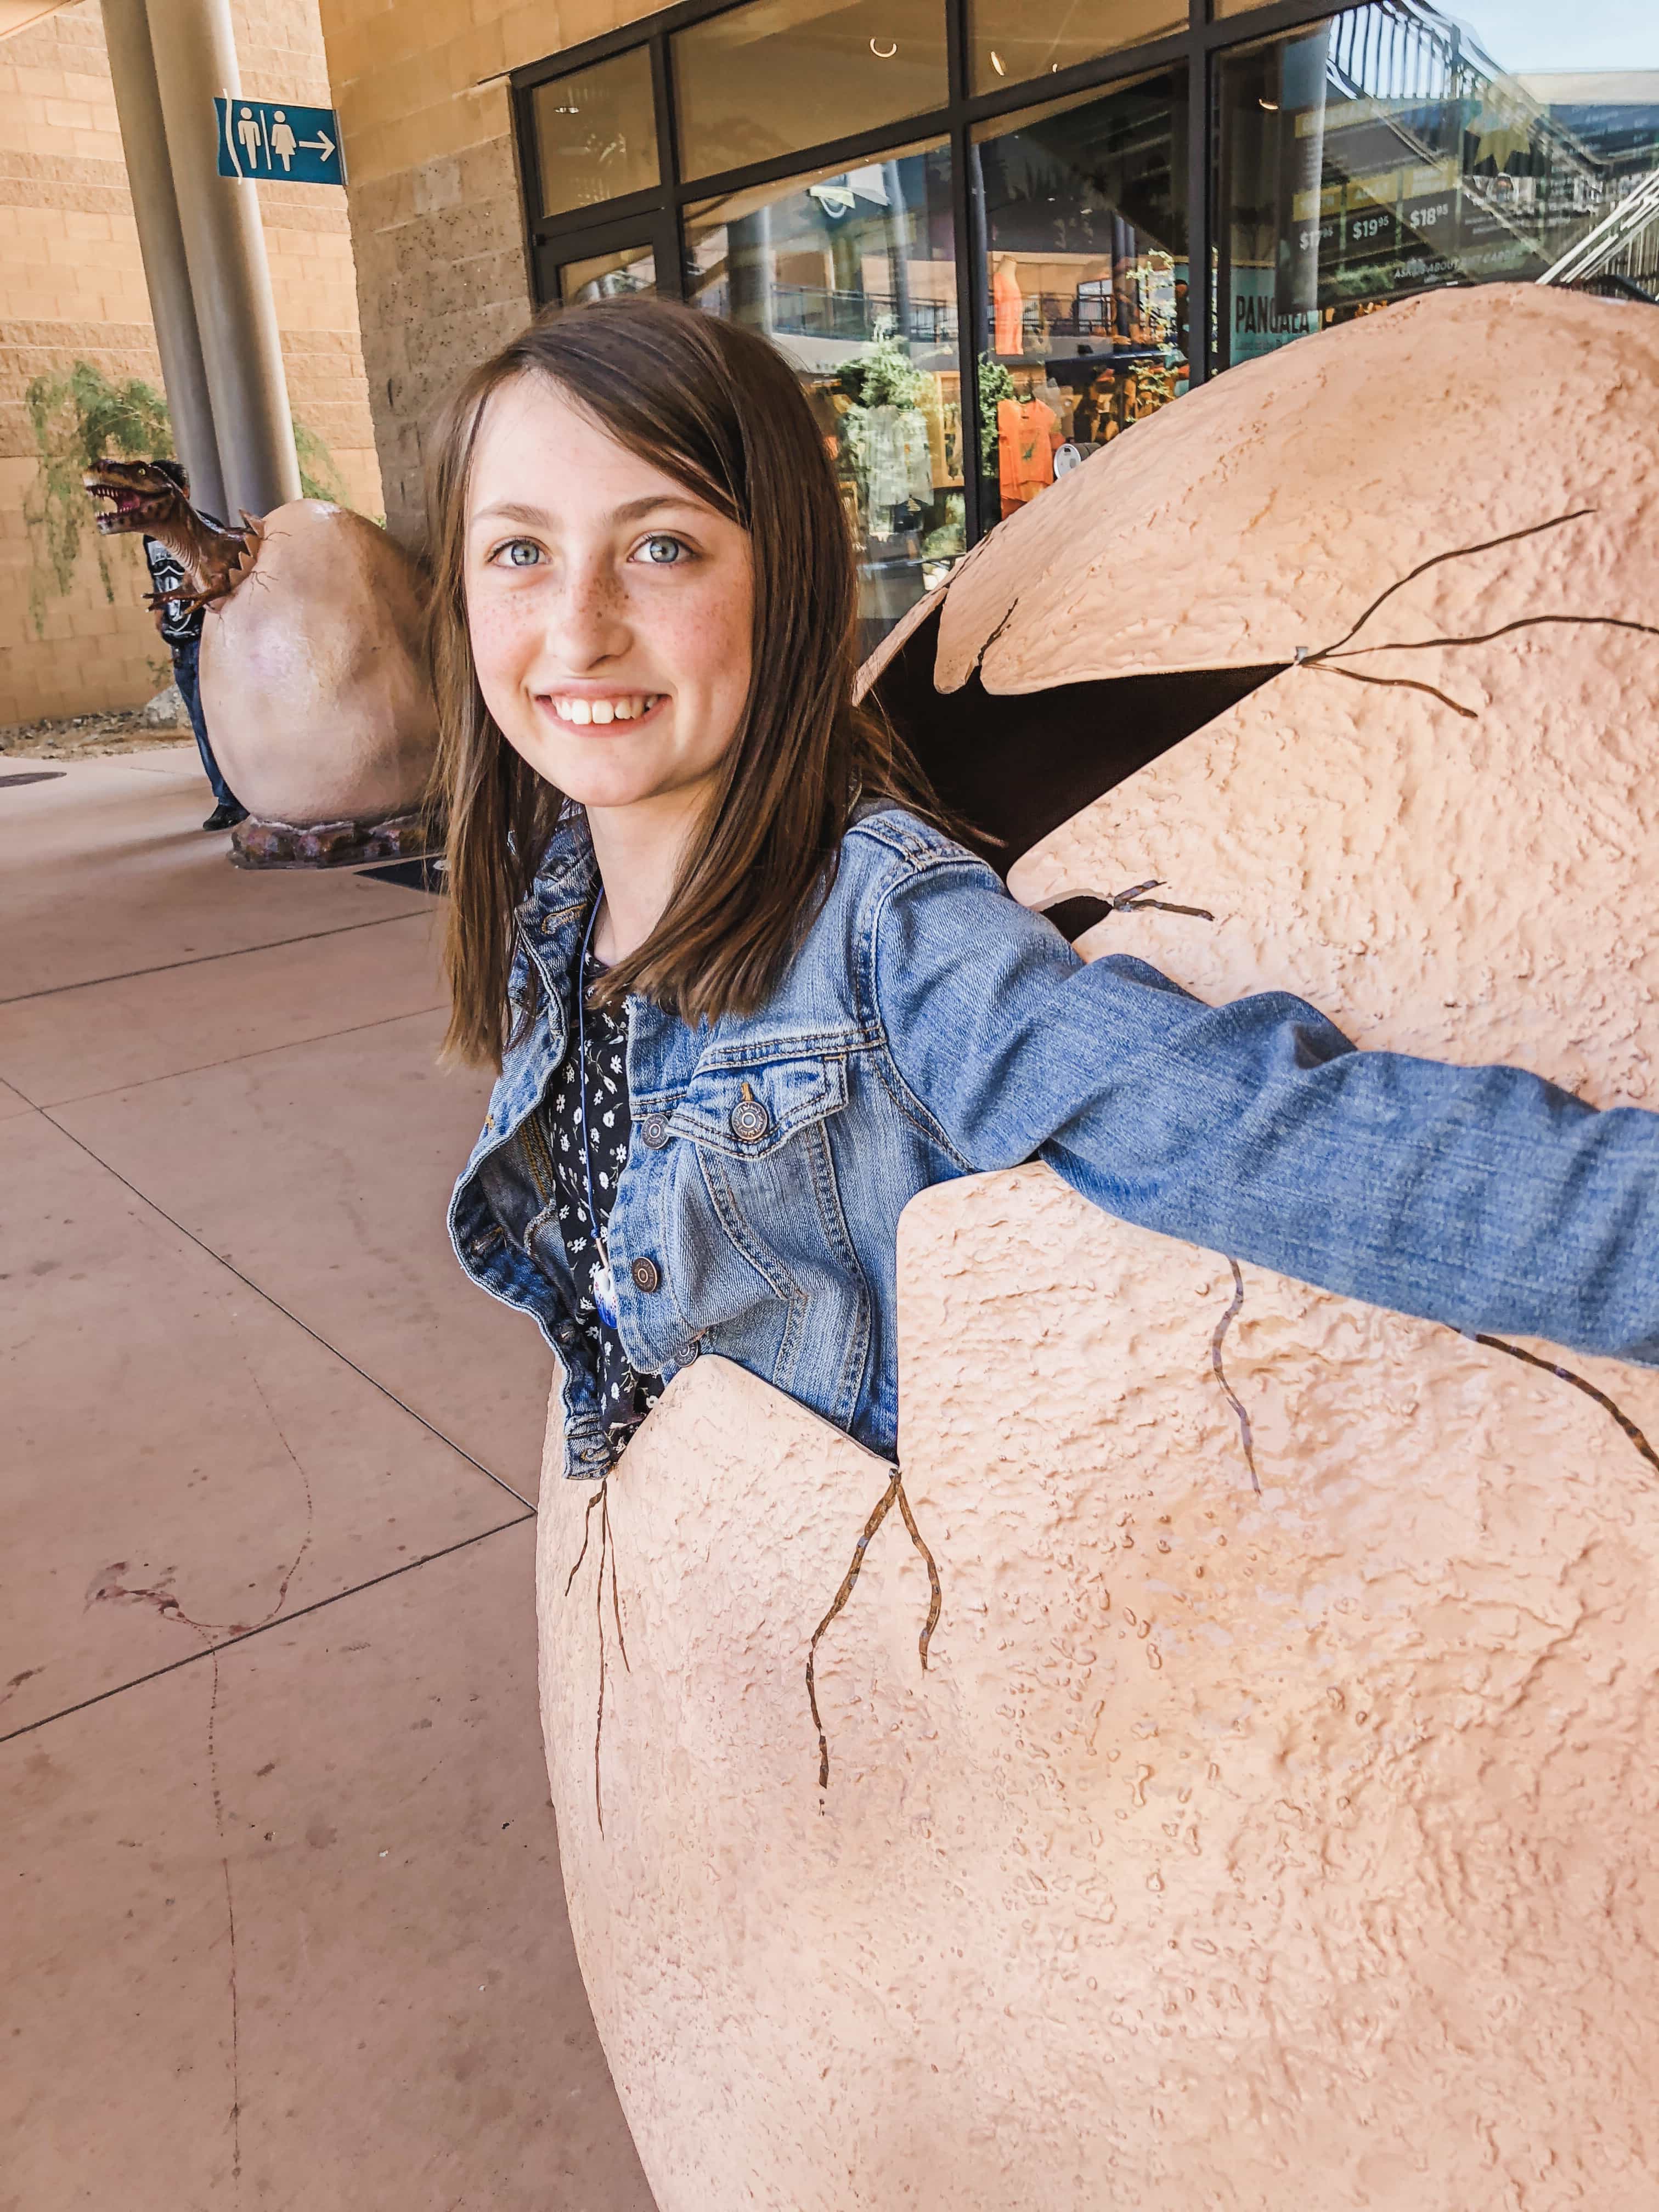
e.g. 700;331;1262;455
0;0;383;725
317;0;663;544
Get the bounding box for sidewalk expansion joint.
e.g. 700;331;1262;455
42;1112;539;1514
0;1512;535;1749
0;908;430;1007
31;997;447;1112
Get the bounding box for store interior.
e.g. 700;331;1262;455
516;0;1659;651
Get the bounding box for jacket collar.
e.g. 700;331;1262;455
522;793;903;939
514;809;599;1025
526;806;599;919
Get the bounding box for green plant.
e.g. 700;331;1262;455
838;322;930;412
22;363;355;632
293;416;347;504
24;362;173;633
976;353;1016;477
922;494;966;562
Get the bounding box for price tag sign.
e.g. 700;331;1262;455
215;96;346;187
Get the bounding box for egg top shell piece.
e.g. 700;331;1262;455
1011;587;1659;1107
912;285;1659;696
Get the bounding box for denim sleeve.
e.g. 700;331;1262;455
871;854;1659;1366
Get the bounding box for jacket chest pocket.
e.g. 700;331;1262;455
663;1053;868;1411
668;1054;849;1161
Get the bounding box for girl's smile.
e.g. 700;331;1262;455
537;691;667;726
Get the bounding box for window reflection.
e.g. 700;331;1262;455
533;49;659;219
558;244;657;307
685;143;965;653
970;0;1183;96
1216;3;1659;370
974;71;1188;521
673;0;948;183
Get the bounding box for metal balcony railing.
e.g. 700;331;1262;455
766;285;960;345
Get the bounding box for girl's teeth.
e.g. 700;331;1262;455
552;693;659;724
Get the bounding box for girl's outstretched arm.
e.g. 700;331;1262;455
872;853;1659;1366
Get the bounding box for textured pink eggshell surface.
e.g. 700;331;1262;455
537;282;1659;2209
542;1204;1659;2211
1010;571;1659;1107
922;285;1659;693
200;500;438;826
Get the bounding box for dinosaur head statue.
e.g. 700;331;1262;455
82;456;256;608
82;456;191;539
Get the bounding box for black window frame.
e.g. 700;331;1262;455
510;0;1375;550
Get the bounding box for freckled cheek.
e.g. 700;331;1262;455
466;593;543;703
660;588;752;718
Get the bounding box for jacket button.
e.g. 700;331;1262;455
639;1111;670;1149
729;1082;770;1142
630;1256;661;1294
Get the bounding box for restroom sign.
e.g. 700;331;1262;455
215;96;345;185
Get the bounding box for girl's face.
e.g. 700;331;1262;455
465;373;754;821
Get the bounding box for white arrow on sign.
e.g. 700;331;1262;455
298;131;336;162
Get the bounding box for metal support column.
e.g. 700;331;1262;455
100;0;228;517
945;0;985;545
146;0;301;518
1186;0;1212;385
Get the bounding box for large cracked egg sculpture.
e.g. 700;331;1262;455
537;285;1659;2211
199;500;437;861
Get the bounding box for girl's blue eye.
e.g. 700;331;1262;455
637;534;687;566
499;540;540;567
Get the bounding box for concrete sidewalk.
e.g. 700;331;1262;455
1;748;656;2209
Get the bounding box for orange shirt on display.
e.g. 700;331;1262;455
997;397;1060;515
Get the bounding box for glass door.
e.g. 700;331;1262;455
537;212;675;310
973;69;1189;527
683;139;966;657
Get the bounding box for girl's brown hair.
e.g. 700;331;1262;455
426;295;940;1069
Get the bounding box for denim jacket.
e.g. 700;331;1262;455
450;805;1659;1480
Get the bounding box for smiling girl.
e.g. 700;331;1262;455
433;298;1659;1485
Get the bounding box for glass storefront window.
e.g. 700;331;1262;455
673;0;949;182
974;70;1188;523
969;0;1183;97
685;142;964;652
1216;4;1659;371
533;47;659;219
558;242;658;306
520;0;1659;589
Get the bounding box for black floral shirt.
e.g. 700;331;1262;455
537;932;664;1445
